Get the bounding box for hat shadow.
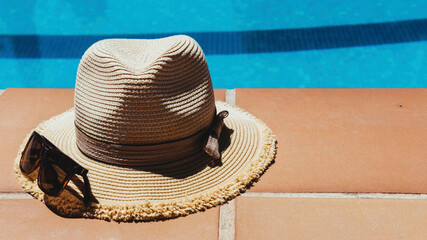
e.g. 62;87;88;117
42;125;234;219
43;174;98;218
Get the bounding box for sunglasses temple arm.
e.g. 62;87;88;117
82;172;91;206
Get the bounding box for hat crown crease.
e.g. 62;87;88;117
95;37;181;75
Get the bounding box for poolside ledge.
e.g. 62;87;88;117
1;88;426;239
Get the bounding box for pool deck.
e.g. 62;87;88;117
0;88;426;239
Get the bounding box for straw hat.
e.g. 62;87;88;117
14;35;276;222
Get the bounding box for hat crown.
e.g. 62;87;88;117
74;35;216;145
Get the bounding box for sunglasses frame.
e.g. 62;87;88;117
20;131;90;205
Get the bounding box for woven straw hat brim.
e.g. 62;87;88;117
15;101;276;222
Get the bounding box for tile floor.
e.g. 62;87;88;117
1;88;426;240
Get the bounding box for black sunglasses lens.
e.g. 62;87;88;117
20;135;42;174
39;157;69;196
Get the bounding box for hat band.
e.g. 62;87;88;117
75;124;208;167
74;110;229;167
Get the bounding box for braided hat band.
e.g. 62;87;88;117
75;110;229;166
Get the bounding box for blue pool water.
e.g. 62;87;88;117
1;0;426;88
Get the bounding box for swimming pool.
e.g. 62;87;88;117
1;0;426;88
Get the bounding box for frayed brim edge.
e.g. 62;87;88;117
14;101;277;222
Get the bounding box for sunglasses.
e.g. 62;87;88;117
20;131;90;205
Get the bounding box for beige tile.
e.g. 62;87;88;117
0;199;219;240
214;89;226;102
236;196;427;240
236;89;427;193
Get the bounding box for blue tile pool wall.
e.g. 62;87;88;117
0;0;426;88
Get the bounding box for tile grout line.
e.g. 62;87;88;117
2;192;427;200
0;192;32;199
219;89;236;240
219;200;235;240
243;192;427;200
225;89;235;106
